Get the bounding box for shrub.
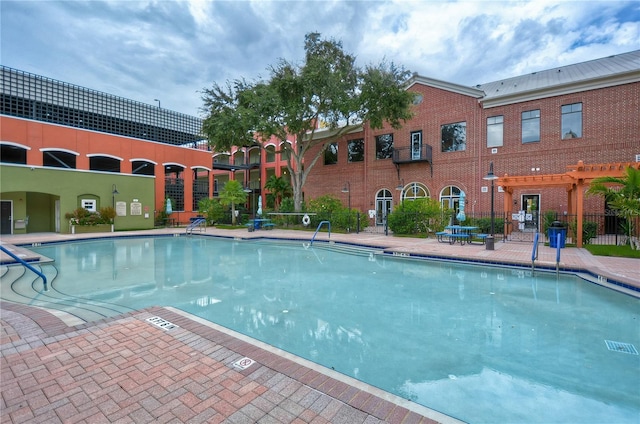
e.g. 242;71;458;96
388;198;442;235
65;207;114;225
198;198;224;225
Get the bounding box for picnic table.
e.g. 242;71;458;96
247;218;275;230
436;225;485;245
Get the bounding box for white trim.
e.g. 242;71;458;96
40;147;79;155
1;141;31;150
87;153;123;161
162;162;186;168
191;165;212;171
130;158;158;165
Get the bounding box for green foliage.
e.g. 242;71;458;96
469;217;506;234
582;221;598;245
202;32;414;211
198;197;224;225
65;207;114;226
264;175;292;210
585;243;640;258
587;166;640;239
218;180;247;225
388;198;442;235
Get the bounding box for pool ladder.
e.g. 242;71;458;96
531;232;562;276
185;218;206;235
310;221;331;246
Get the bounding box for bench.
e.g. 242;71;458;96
436;232;470;245
262;223;276;230
471;234;489;244
447;233;470;245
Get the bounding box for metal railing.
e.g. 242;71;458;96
0;245;48;290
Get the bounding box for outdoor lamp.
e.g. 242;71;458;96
342;182;351;232
483;162;499;250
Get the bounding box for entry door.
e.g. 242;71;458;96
0;200;12;234
521;194;540;231
376;199;392;225
411;132;422;160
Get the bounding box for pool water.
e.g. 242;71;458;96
31;236;640;423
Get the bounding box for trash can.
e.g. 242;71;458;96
548;221;566;248
485;235;495;250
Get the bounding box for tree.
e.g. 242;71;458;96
586;166;640;247
264;175;292;211
218;180;247;225
202;32;415;212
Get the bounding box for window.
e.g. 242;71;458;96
439;186;462;210
441;122;466;152
266;146;276;163
348;138;364;162
400;182;430;201
375;134;394;160
81;199;97;212
487;116;503;147
562;103;582;139
324;142;338;165
522;110;540;143
410;131;422;159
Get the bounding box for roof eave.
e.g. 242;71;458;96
480;71;640;108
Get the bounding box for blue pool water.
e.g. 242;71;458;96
30;236;640;423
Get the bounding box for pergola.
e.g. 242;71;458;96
498;160;640;247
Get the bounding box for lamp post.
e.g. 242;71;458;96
112;184;119;208
154;99;161;108
341;182;351;233
483;162;499;250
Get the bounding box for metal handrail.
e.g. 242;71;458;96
310;221;331;246
555;233;562;275
185;218;206;234
531;232;540;274
0;245;47;290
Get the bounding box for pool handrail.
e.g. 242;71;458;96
310;221;331;246
556;232;562;275
0;245;48;290
531;232;540;274
185;218;206;234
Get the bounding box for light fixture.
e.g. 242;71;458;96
483;162;499;250
112;184;119;208
396;179;405;191
154;99;161;108
342;182;351;232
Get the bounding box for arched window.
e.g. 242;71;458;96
440;185;462;211
400;182;430;202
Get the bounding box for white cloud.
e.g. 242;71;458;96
1;0;638;115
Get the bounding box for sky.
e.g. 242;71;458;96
2;0;639;117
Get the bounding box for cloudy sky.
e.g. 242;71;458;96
2;1;639;116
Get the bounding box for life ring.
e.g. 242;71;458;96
302;214;311;226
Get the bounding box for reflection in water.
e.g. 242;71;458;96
35;237;640;424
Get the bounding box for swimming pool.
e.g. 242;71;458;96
23;236;640;423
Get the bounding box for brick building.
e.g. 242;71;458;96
1;51;638;236
302;50;640;232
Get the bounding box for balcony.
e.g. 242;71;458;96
392;144;433;176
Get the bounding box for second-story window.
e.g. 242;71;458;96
487;116;504;147
324;142;338;165
441;122;466;152
375;134;394;159
562;103;582;139
348;138;364;162
522;110;540;143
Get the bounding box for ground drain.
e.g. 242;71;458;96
146;316;179;331
605;340;638;355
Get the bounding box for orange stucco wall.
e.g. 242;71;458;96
1;116;214;220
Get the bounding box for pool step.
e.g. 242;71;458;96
311;242;384;258
1;263;133;323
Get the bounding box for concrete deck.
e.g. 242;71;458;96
1;227;638;423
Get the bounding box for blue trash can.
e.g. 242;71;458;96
548;223;566;248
